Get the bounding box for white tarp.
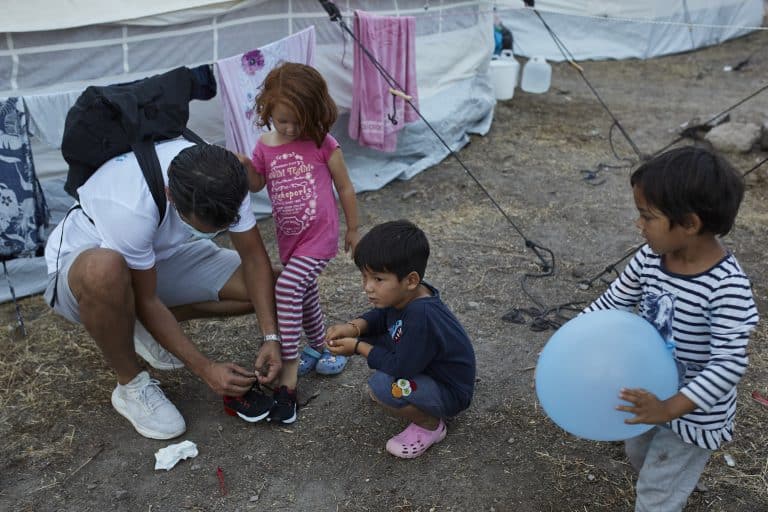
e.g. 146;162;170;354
2;0;253;32
495;0;764;61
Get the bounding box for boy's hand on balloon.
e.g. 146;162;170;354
617;388;671;424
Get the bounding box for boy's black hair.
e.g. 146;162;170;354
354;220;430;281
630;146;744;236
167;144;248;228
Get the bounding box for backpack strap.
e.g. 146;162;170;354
132;140;167;226
181;127;206;146
131;131;206;227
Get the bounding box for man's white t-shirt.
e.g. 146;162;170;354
45;139;256;274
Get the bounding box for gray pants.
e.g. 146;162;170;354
625;426;711;512
45;239;241;324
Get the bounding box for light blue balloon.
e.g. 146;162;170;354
535;309;679;441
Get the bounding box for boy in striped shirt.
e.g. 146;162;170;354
584;146;759;512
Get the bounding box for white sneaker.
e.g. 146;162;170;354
134;322;184;370
111;371;186;440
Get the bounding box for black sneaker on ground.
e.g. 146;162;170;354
268;386;297;424
223;385;274;423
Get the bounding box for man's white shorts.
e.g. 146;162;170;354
44;239;241;323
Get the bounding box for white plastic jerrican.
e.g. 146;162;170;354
521;56;552;94
489;49;520;101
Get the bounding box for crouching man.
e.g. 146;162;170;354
45;140;281;439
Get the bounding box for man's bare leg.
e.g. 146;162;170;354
68;248;141;385
170;266;254;321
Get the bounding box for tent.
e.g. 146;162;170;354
0;0;763;302
495;0;763;61
0;0;497;301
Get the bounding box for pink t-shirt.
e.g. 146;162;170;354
252;133;341;263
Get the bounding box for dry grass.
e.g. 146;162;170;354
719;323;768;499
0;310;107;464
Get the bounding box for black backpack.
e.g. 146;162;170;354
61;66;216;224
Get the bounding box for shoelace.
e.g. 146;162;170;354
136;379;169;412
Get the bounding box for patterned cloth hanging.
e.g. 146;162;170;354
215;26;316;156
0;97;49;260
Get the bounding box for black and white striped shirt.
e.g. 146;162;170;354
585;245;759;450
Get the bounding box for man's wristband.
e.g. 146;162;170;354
263;334;282;344
354;339;362;355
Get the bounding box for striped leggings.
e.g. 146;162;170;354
275;256;330;360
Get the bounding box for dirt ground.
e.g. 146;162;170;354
2;29;768;512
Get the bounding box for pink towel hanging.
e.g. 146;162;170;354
348;10;419;153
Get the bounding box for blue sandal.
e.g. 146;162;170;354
316;348;348;375
298;346;348;376
298;346;322;376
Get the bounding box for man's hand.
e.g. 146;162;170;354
204;362;258;396
254;341;282;385
327;337;357;356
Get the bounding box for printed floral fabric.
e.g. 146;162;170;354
0;97;48;259
215;26;316;155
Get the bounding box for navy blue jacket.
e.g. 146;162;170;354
362;282;476;415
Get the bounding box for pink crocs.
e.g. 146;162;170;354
385;419;447;459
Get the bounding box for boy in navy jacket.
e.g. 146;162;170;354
327;220;476;458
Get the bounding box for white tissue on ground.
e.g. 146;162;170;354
154;440;199;471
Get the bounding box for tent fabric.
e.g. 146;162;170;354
0;0;763;302
23;91;82;149
6;74;494;302
495;0;764;61
1;0;485;96
2;0;256;33
0;0;496;302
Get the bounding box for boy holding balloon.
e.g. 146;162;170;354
325;220;476;459
583;146;759;511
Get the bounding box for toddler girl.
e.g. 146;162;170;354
245;62;360;424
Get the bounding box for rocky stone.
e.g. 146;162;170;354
704;122;760;153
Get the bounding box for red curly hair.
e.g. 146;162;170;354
254;62;338;148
